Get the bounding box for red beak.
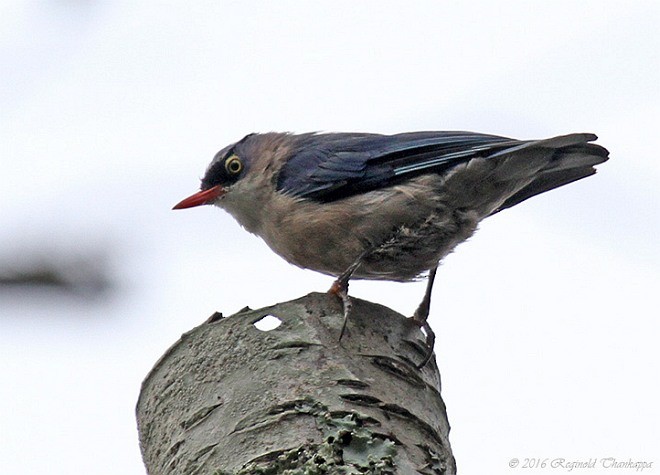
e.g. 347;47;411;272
172;185;226;210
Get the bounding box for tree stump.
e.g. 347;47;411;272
136;292;455;474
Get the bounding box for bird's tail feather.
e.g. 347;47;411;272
492;134;609;214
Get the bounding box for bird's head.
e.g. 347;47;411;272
173;134;257;210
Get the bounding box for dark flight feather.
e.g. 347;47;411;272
277;131;514;200
276;131;607;205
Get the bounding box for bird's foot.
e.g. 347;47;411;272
328;278;352;341
410;266;438;369
410;312;436;369
328;252;368;342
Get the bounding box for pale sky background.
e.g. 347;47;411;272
1;1;659;474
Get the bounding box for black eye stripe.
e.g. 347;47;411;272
201;138;252;190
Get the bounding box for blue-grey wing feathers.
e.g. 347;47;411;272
277;131;514;200
275;131;608;209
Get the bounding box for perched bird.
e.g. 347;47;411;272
174;131;609;366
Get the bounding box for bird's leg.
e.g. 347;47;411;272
328;251;369;341
412;266;438;368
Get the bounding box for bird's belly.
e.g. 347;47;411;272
353;208;480;281
259;198;480;282
229;175;484;281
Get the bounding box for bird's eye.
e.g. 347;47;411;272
224;155;243;175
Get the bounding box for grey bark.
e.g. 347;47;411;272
136;292;455;474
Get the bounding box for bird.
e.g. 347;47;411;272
173;131;609;367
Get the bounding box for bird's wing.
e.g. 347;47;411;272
276;131;518;201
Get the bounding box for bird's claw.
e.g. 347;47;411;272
328;252;369;342
409;266;437;368
328;278;352;341
411;315;436;369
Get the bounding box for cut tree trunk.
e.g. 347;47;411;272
136;292;455;474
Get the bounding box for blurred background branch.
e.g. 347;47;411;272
0;246;113;299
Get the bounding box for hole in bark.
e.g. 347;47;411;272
339;393;382;405
336;379;370;389
338;431;352;445
371;355;426;388
253;314;282;331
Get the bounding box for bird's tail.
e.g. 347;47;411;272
491;133;609;214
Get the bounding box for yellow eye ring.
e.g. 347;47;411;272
224;155;243;175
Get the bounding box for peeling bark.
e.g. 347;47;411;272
136;292;455;474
